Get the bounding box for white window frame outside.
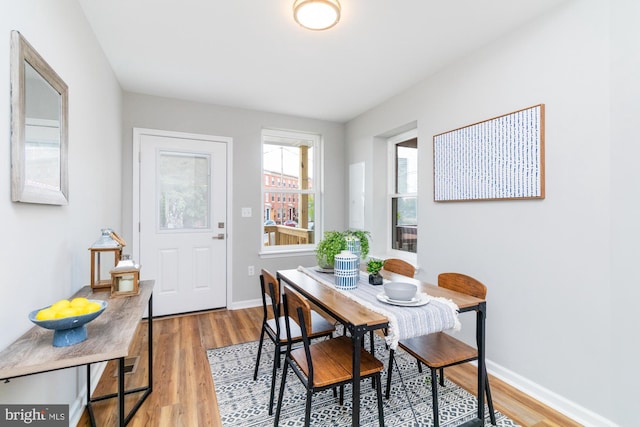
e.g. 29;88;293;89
260;128;321;256
387;129;418;263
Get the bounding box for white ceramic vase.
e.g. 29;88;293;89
334;250;359;290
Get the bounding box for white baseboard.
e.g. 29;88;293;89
486;359;618;427
227;298;262;310
69;362;107;426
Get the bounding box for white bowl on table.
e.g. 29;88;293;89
383;282;418;302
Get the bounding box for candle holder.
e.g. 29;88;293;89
110;255;140;297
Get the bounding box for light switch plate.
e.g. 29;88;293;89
241;207;252;217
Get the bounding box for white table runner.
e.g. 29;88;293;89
298;266;461;350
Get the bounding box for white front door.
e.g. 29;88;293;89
135;129;229;316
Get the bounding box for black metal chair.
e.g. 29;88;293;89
274;286;385;426
253;269;335;415
385;272;496;427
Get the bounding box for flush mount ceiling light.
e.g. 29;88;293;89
293;0;341;31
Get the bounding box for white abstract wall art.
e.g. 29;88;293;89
433;104;545;202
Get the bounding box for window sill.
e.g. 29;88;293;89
259;248;316;259
370;250;417;259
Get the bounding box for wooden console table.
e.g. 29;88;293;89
0;280;154;426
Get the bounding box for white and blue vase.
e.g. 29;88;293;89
334;250;359;290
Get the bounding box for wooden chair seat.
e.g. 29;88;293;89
399;332;478;368
290;335;384;388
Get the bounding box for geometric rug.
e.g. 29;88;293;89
207;334;520;426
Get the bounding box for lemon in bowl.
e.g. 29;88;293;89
29;298;108;347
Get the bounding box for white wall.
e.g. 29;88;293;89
609;0;640;425
0;0;122;423
346;0;636;425
121;93;345;303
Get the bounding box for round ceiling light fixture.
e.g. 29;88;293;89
293;0;341;31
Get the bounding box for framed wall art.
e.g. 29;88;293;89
433;104;545;202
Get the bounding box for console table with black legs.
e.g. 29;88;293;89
0;280;154;427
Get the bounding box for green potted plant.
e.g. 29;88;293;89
344;229;370;260
315;229;370;270
315;231;346;269
366;258;384;285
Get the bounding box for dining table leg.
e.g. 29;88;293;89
351;324;367;427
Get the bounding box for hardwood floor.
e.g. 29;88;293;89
77;307;580;426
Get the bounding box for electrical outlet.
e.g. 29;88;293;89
248;265;255;276
241;207;252;217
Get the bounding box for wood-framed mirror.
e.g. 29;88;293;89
10;30;69;205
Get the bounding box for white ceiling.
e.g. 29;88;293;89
78;0;566;123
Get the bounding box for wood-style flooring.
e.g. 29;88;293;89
77;307;581;426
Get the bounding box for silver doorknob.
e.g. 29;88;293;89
213;233;225;240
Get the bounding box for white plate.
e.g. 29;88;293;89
386;295;419;304
376;292;430;307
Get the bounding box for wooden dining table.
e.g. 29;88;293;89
277;267;487;427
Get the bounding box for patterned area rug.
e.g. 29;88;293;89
207;334;519;426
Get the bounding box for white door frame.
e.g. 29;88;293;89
132;127;234;309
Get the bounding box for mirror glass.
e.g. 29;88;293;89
11;31;68;205
25;62;62;192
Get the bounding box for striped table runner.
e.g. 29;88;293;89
298;266;461;350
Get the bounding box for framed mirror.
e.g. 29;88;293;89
10;30;69;205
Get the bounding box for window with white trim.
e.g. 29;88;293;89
262;129;320;251
388;131;418;254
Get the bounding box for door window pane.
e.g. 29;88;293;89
158;151;210;230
